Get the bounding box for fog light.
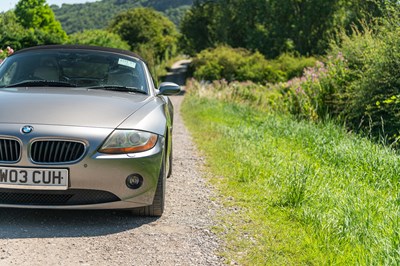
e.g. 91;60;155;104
126;174;143;189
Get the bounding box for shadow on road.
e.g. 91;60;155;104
0;208;157;239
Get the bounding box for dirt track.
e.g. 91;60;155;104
0;61;223;266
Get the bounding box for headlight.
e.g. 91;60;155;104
99;130;158;154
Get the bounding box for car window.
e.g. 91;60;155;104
0;61;18;86
0;50;149;93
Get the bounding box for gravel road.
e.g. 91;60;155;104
0;62;223;266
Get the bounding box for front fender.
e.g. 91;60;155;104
118;97;168;136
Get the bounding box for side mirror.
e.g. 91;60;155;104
158;82;181;96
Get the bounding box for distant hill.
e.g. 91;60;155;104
52;0;193;34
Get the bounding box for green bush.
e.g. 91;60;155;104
282;19;400;145
331;24;400;144
272;53;317;80
192;46;286;83
283;54;351;122
68;29;130;50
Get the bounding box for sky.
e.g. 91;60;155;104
0;0;100;13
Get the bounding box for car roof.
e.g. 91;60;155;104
11;45;144;61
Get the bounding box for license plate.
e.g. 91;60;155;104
0;166;68;190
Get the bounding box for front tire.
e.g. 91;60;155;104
131;159;166;217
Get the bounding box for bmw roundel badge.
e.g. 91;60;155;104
21;125;34;134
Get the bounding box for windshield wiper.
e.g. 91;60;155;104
5;80;77;88
87;85;147;94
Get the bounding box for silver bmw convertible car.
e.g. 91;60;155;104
0;45;180;216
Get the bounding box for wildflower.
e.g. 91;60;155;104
311;73;318;82
337;52;344;61
315;61;325;68
0;46;15;61
6;46;14;55
286;77;303;88
295;86;305;95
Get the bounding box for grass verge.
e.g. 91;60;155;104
181;94;400;265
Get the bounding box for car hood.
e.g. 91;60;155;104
0;87;151;128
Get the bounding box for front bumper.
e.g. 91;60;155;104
0;123;164;210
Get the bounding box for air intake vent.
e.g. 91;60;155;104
31;140;85;164
0;138;21;162
0;189;120;205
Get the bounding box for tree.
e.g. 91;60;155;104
266;0;344;56
180;0;393;58
0;11;27;50
179;1;220;55
15;0;67;43
109;7;179;61
0;10;63;49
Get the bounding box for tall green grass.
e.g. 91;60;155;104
182;94;400;265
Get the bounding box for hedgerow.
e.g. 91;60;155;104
191;46;284;83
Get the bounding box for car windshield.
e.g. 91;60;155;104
0;49;149;94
